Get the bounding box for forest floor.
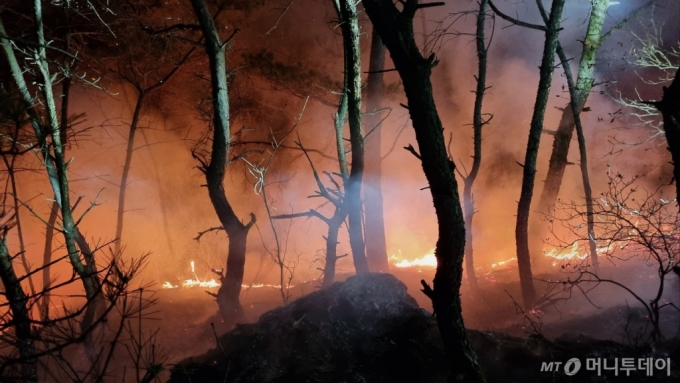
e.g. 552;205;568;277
160;272;679;383
153;263;680;371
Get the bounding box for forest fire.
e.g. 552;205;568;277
1;0;678;382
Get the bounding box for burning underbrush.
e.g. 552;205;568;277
139;234;680;382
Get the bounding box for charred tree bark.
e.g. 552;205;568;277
190;0;255;323
0;234;37;383
363;1;486;382
652;67;680;208
323;213;345;288
363;29;390;272
531;0;608;264
515;0;565;308
333;0;369;274
462;0;490;295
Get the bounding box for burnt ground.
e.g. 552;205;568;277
149;266;680;382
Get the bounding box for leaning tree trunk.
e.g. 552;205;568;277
113;92;145;258
0;13;103;327
113;49;190;258
190;0;255;323
42;31;74;320
652;67;680;208
0;235;37;383
363;29;390;272
462;0;490;295
515;0;565;308
530;0;608;265
141;129;178;280
41;201;59;321
33;5;105;370
555;45;599;268
333;0;369;274
363;1;486;382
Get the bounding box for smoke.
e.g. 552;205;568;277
5;0;679;314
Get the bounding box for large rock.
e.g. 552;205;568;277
169;273;678;383
169;273;448;383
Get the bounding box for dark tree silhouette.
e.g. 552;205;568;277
650;67;680;207
333;0;369;274
362;1;486;381
189;0;256;323
363;29;390;273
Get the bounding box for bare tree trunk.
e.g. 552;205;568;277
462;0;490;295
41;31;73;321
530;0;609;264
554;46;599;267
323;214;344;288
113;92;145;258
652;67;680;208
514;0;565;308
0;235;37;383
363;29;390;272
113;49;190;258
363;1;486;382
273;78;351;289
190;0;255;324
334;0;369;274
0;12;103;324
3;132;36;296
35;0;103;318
41;201;58;321
140;129;178;277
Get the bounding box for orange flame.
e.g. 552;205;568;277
544;242;588;261
161;260;298;290
389;249;437;269
544;242;613;264
490;257;516;268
